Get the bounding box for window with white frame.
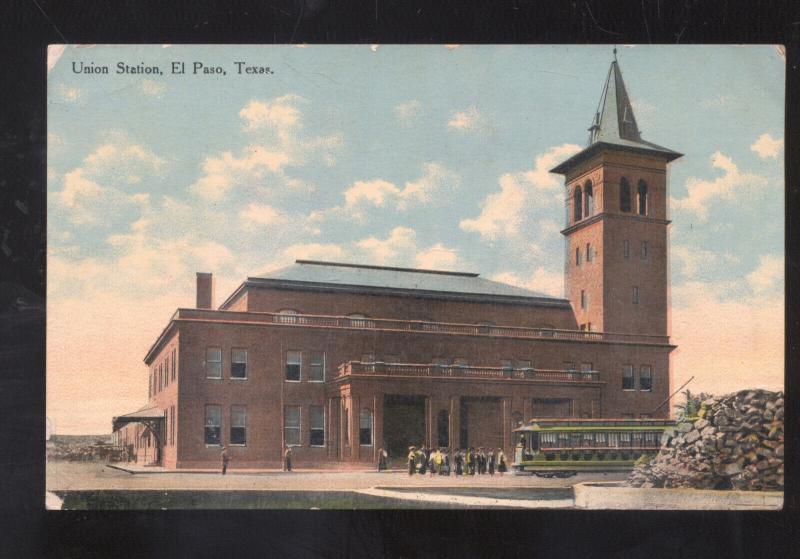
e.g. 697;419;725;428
309;405;325;446
230;405;246;445
285;351;301;381
309;352;325;382
639;365;652;391
206;347;222;379
231;348;247;379
622;365;635;390
284;405;301;446
359;408;373;445
204;405;221;445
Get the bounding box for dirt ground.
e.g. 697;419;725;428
46;461;628;492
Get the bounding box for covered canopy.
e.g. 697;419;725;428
112;406;164;433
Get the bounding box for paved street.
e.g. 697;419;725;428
47;461;627;492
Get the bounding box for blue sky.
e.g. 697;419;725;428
47;45;784;433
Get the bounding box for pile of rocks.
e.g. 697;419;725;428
628;389;784;490
47;443;127;462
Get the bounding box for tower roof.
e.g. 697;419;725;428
551;54;682;175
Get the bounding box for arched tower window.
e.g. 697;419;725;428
619;178;631;212
637;180;648;215
573;185;583;222
583;181;594;217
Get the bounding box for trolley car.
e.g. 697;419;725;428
512;418;675;477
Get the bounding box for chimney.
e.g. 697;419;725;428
196;272;214;309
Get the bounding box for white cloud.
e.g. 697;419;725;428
56;83;85;102
671;276;783;396
671;245;740;278
238;203;289;229
447;105;484;130
282;242;345;262
190;95;341;202
316;163;460;224
356;227;418;264
140;79;166;97
491;268;564;298
750;133;783;159
671;152;769;222
746;254;783;294
460;143;581;241
394;100;421;124
54;132;164;225
415;243;461;270
700;95;734;108
239;94;303;132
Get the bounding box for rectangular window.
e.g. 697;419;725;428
580;290;587;310
500;359;513;371
309;352;325;382
204;405;221;445
515;360;532;370
639;365;652;391
576;246;581;266
206;347;222;379
159;365;163;391
172;348;176;381
641;241;648;260
359;409;373;446
580;362;593;374
230;405;246;445
164;357;169;386
623;239;630;260
632;286;640;305
284;405;301;446
309;405;325;446
231;348;247;379
285;351;301;382
563;361;576;372
622;365;635;390
586;242;592;262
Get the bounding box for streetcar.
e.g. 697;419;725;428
512;418;675;477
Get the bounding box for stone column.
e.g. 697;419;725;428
425;397;434;448
449;395;460;449
339;397;346;460
351;394;360;460
523;396;532;424
502;397;511;453
373;393;383;463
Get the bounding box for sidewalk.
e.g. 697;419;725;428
106;463;404;475
573;482;783;510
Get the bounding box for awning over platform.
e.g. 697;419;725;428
112;406;164;432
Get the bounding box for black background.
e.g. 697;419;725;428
0;1;797;556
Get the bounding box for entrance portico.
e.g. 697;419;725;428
327;361;605;463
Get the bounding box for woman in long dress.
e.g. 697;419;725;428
497;448;507;475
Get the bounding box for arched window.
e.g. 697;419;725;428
359;409;373;445
619;178;631;212
637;180;648;215
573;185;583;221
583;181;594;217
436;410;449;447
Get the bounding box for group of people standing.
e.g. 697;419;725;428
405;446;507;476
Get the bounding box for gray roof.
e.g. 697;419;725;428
551;57;681;174
239;260;567;305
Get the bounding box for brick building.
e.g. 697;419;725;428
113;57;682;469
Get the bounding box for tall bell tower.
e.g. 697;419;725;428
550;53;682;337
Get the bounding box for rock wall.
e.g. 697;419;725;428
628;389;784;490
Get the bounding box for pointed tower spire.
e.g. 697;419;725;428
588;56;641;145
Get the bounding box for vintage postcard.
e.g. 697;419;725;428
46;44;784;510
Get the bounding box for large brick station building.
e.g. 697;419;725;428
113;57;682;469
